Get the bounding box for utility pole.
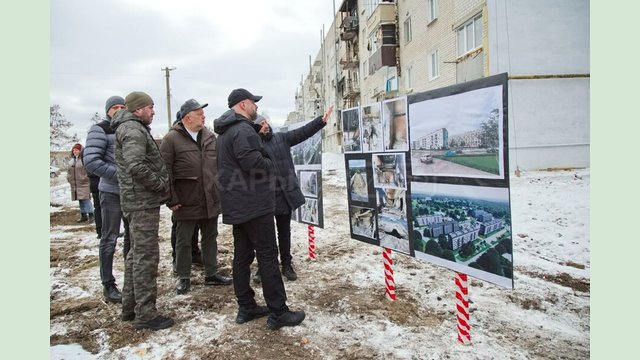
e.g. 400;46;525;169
161;66;176;131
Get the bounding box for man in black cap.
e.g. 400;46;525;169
214;88;305;330
160;99;232;295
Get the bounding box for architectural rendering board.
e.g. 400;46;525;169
342;73;513;288
409;85;505;180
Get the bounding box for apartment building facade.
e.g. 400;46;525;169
292;0;589;170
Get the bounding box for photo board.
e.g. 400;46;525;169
343;73;513;288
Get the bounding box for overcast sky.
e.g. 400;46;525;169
51;0;337;141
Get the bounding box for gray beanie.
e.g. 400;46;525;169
253;114;267;125
105;95;125;114
125;91;154;112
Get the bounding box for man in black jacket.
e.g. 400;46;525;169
252;106;332;283
213;88;305;330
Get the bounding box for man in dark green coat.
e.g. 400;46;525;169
112;91;174;331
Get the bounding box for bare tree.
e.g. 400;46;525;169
50;105;78;150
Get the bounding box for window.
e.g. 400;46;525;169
404;17;412;44
428;50;439;80
368;31;379;53
386;76;398;92
427;0;438;23
405;65;412;90
457;14;483;55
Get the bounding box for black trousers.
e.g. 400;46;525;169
232;213;288;315
275;212;292;266
91;191;102;235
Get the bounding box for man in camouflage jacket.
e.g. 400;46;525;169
111;91;174;331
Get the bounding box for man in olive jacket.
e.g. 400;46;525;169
160;99;232;295
111;91;174;331
214;88;305;330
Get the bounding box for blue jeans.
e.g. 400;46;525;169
99;191;130;286
79;199;93;213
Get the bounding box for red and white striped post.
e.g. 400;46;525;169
455;272;471;344
307;225;316;260
383;248;396;301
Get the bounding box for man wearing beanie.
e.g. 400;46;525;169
251;106;333;284
84;95;131;305
111;91;174;331
214;88;305;330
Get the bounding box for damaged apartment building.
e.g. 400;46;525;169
288;0;589;171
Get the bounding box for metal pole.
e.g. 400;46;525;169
161;67;176;131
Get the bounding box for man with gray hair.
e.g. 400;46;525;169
111;91;174;331
160;98;232;295
83;95;131;304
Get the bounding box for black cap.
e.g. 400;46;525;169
179;99;208;119
228;88;262;108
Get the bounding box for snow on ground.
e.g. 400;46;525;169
50;153;589;359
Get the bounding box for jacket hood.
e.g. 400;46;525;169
111;109;143;130
213;109;243;135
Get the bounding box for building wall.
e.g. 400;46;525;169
487;0;590;169
297;0;589;169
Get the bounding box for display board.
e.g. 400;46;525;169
344;73;513;288
281;119;324;228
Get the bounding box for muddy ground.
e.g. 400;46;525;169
50;179;589;359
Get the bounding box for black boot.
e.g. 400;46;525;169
103;284;122;303
77;213;88;223
282;264;298;281
87;213;95;223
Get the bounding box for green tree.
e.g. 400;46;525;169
479;109;500;150
438;236;451;251
413;238;426;253
459;242;474;258
440;249;456;262
425;240;442;256
476;248;504;276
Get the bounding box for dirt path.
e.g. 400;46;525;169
50;178;590;359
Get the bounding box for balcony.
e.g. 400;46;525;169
368;44;397;75
339;54;359;70
366;2;396;30
340;16;359;41
343;79;360;100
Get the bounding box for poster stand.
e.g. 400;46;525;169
308;225;316;260
455;272;471;344
383;248;396;301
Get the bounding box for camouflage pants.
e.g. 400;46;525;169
122;207;160;322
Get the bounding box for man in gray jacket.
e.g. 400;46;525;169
160;99;232;295
112;91;174;331
83;95;131;304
